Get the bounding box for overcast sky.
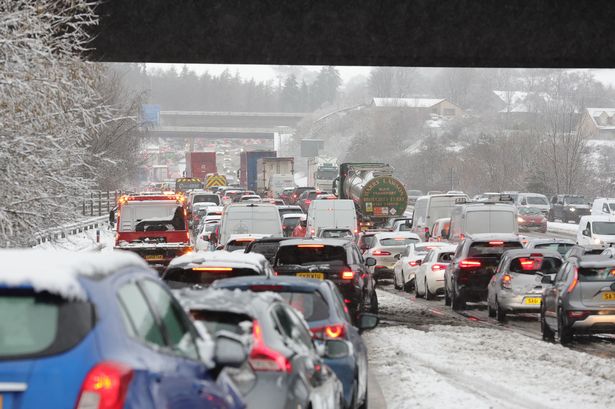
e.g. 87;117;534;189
146;64;615;89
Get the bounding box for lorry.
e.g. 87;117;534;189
185;152;217;180
239;150;277;191
114;194;192;271
307;159;338;193
256;156;295;197
336;162;408;229
205;173;227;189
175;177;204;193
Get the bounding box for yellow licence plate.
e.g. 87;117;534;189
523;297;541;305
296;272;324;280
145;255;164;261
602;292;615;300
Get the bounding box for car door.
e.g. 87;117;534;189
488;256;507;305
544;262;570;327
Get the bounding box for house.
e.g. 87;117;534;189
369;97;465;118
578;108;615;139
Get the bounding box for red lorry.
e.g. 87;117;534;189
114;194;192;271
185;152;217;180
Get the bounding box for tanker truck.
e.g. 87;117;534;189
336;162;408;229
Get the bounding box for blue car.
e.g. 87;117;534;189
0;250;245;409
212;276;379;409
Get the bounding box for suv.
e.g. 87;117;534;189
444;234;523;310
289;186;316;205
541;255;615;344
548;194;590;223
273;239;378;321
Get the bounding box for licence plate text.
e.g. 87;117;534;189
602;292;615;301
523;297;541;305
145;255;164;261
296;272;324;280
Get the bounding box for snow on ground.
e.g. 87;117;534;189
365;289;615;409
35;226;115;252
547;221;578;235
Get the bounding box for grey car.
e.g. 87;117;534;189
176;288;345;409
523;237;575;257
487;249;563;322
541;255;615;344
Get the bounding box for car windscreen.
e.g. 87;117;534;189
564;196;586;205
283;217;302;228
466;210;515;234
277;245;347;266
193;194;220;205
509;256;562;275
468;241;523;257
380;238;419;246
120;202;185;232
578;267;615;282
519;207;542;215
593;222;615;235
163;267;261;288
534;243;574;256
190;310;252;336
526;196;548;205
0;290;94;359
247;242;281;259
276;291;330;321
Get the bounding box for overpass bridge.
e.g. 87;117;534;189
144;111;308;140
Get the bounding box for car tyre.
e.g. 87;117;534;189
393;273;401;290
403;274;413;293
425;278;435;300
496;299;506;322
369;291;379;315
451;287;465;311
487;301;496;318
358;387;368;409
557;308;574;345
541;306;555;341
444;286;451;306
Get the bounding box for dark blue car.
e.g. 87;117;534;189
212;276;379;409
0;250;245;409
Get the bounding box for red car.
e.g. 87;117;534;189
517;207;547;233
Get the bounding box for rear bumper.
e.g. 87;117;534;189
497;293;542;313
457;285;488;302
373;266;394;280
569;310;615;332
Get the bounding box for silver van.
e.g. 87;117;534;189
411;194;469;240
447;202;518;243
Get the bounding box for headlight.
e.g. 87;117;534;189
594;238;603;245
517;217;524;223
569;207;576;212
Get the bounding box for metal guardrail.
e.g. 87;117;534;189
34;216;109;245
80;191;122;217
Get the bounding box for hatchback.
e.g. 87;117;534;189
0;250;245;409
364;232;421;282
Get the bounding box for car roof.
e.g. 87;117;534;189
213;275;326;292
279;238;350;247
282;213;306;219
374;232;421;239
247;236;291;244
577;255;615;268
167;250;269;271
527;237;575;245
175;287;280;317
278;205;303;210
501;248;563;258
466;233;521;242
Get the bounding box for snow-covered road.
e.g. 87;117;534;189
365;289;615;409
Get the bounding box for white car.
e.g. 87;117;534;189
393;242;451;291
239;194;262;203
363;232;421;282
224;234;269;252
414;244;457;299
195;221;219;251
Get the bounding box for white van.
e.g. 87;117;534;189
448;202;518;242
576;215;615;247
411;194;469;240
219;203;283;245
305;199;357;238
591;198;615;216
516;193;550;215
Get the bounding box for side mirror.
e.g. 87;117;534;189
213;331;248;368
394;254;401;260
357;313;379;333
216;244;224;250
541;275;554;285
582;229;591;237
365;257;377;267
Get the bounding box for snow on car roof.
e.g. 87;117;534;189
374;232;421;240
0;249;149;300
174;287;281;316
168;250;269;271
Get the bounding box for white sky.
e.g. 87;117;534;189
146;64;615;88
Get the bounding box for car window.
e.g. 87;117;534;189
578;266;615;282
329;282;352;322
509;256;562;275
438;251;455;262
283;305;316;352
117;282;165;347
140;280;199;360
555;263;569;283
277;291;330;321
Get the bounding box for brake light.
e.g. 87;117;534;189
408;260;420;267
501;274;512;289
459;259;481;269
372;250;391;256
298;244;324;248
489;241;504;246
519;257;543;270
311;324;347;340
432;263;446;271
193;267;233;272
341;271;354;280
567;310;590;320
75;362;133;409
567;267;578;293
249;321;292;372
185;232;190;242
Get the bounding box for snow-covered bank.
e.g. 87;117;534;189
365;290;615;409
547;221;578;236
35;226;115;252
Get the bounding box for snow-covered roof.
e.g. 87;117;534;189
371;98;445;108
174;287;281;316
167;250;269;272
0;250;149;300
493;90;549;113
585;108;615;130
374;232;421;240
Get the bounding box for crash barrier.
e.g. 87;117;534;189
546;222;578;237
80;190;124;217
34;215;109;245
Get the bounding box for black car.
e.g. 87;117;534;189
289;187;316;205
273;239;378;322
244;236;292;263
548;194;590;223
444;234;523;311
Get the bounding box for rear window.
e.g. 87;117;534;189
534;243;574;256
321;230;353;239
380;237;419;246
194;194;220;205
163;267;261;288
579;267;615;282
226;240;254;252
277;291;330;322
279;207;303;217
509;256;562;275
248;242;281;259
191;310;252;336
0;290;94;359
277;245;347;266
283;217;302;228
438;251;455;262
468;241;523;257
526;196;548;205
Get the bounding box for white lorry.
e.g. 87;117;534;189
307;158;338;194
256;157;295;197
576;215;615;247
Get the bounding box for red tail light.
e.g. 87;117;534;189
372;250;391;256
519;257;543;270
249;321;292;373
489;241;504;246
431;263;446;271
567;310;590;320
408;260;420;267
567;267;579;293
75;362;133;409
501;274;512;289
311;324;347;340
341;271;354;280
305;199;312;205
459;259;482;269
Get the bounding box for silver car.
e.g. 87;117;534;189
541;255;615;344
487;249;563;322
